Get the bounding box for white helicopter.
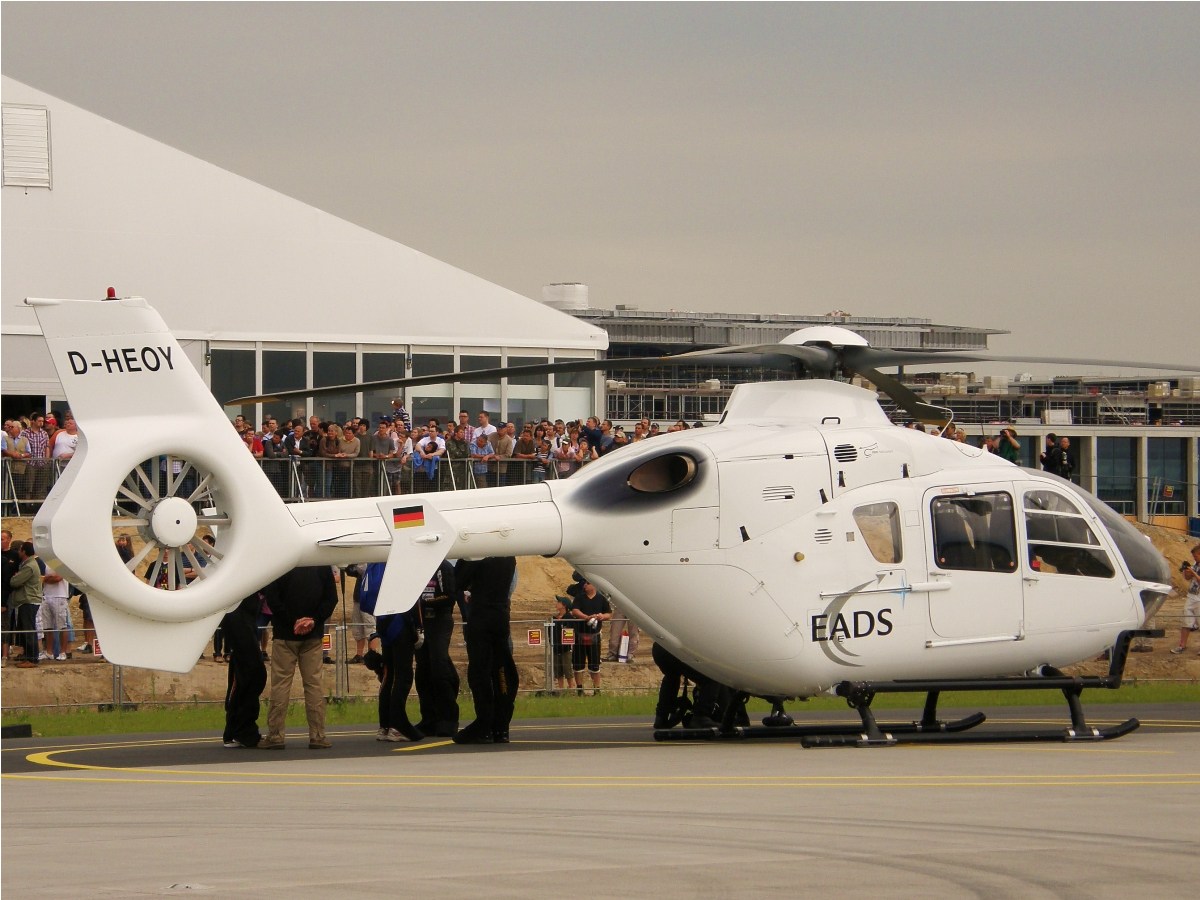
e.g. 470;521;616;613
27;295;1191;745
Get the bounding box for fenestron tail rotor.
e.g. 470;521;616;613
112;456;232;591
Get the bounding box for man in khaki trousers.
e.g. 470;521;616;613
260;566;338;750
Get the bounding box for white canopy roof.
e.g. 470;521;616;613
1;77;606;352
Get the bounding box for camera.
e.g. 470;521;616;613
1180;560;1193;572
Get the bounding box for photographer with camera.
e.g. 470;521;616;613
996;426;1021;464
1170;544;1200;655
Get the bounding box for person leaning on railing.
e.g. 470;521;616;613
18;414;51;500
2;420;33;496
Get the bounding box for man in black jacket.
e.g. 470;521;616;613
453;557;518;744
222;590;268;749
260;566;338;750
413;560;461;737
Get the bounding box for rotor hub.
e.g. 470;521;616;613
149;496;198;547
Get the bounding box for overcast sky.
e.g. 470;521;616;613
3;2;1198;374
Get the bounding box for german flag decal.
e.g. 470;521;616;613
392;505;425;529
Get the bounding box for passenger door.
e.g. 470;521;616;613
924;486;1023;641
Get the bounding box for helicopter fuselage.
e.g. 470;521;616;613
291;380;1171;698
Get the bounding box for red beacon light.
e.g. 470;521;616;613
105;286;117;300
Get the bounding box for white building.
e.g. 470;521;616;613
1;77;607;427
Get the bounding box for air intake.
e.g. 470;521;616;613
833;444;858;463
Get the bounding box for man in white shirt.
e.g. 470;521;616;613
475;411;497;441
38;564;72;660
51;415;79;461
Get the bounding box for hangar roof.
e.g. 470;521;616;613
0;77;606;352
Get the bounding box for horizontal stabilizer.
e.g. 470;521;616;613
89;599;226;673
372;499;454;615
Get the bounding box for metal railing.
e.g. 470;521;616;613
2;456;564;512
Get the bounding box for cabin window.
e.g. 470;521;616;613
853;502;903;564
1024;490;1115;578
931;492;1017;573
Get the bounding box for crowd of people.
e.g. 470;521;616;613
223;401;708;499
1;400;709;504
2;411;79;500
2;528;96;668
223;400;710;501
0;398;1075;505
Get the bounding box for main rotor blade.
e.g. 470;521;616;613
845;346;1200;374
667;342;838;374
230;357;661;404
851;365;954;426
227;347;815;404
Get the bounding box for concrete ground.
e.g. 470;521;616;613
3;704;1198;898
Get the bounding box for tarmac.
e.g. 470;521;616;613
3;703;1198;898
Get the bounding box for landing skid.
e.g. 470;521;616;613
653;629;1160;747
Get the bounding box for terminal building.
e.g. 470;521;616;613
3;77;1197;532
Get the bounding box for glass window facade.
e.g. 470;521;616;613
207;345;594;431
211;349;254;405
412;354;453;378
412;396;452;430
1147;437;1187;515
506;399;548;427
312;351;356;425
460;355;501;386
508;356;548;386
555;364;593;389
262;350;305;394
363;352;406;424
1096;437;1137;515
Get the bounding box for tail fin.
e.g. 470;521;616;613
28;297;303;672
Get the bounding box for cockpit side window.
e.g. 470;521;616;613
853;501;902;564
931;492;1016;573
1024;489;1115;579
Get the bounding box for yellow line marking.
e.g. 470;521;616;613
10;747;1200;789
392;740;455;752
4;772;1198;788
